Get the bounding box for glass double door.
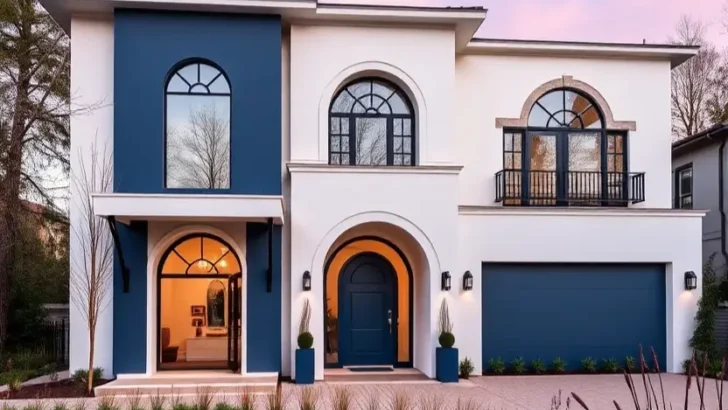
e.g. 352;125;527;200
525;131;602;205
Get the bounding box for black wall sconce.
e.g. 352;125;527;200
685;271;697;290
302;270;311;291
441;271;451;291
463;271;473;291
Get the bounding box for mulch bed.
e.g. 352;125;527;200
1;380;112;400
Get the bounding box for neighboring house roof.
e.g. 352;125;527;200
672;123;728;158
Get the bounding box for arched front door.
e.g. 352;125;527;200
338;252;398;366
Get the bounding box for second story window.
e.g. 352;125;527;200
500;88;632;206
165;60;231;189
675;165;693;209
329;78;415;166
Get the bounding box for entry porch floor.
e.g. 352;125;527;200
94;371;277;397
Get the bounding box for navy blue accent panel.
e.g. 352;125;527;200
482;264;666;372
113;222;148;375
246;223;281;372
114;10;282;195
339;253;397;366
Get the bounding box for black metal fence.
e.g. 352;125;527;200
37;319;69;369
495;170;646;206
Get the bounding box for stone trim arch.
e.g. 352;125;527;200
495;75;637;131
318;61;429;164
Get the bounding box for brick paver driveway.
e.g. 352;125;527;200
282;374;727;409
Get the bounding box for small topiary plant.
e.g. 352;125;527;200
297;298;313;349
459;357;474;379
551;357;567;374
488;357;505;375
437;300;455;348
581;357;597;373
531;358;546;374
511;357;526;375
602;358;620;373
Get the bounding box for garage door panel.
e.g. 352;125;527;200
482;264;666;372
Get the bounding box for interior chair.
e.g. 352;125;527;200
161;327;179;363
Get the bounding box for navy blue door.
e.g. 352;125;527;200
482;264;666;371
339;253;397;366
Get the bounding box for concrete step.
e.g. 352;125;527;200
95;374;278;397
324;368;433;383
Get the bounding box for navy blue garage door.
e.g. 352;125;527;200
482;264;666;371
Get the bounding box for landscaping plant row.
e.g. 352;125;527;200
480;356;642;376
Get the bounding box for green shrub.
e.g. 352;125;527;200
625;356;636;372
581;357;597;373
531;358;546;374
551;357;567;374
710;359;724;377
97;395;120;410
510;357;526;375
691;257;721;360
438;332;455;348
171;404;193;410
602;358;620;373
150;390;165;410
297;332;314;349
21;400;43;410
10;349;53;372
459;357;474;379
194;387;214;410
682;359;692;375
53;403;69;410
488;357;505;375
72;368;104;388
214;403;236;410
0;369;34;386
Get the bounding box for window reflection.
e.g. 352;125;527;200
166;62;231;189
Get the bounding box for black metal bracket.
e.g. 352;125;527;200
106;216;131;293
266;218;273;293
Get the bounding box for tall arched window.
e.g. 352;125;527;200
165;60;231;189
503;88;627;206
329;78;415;166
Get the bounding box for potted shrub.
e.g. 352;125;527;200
295;298;314;384
435;299;458;382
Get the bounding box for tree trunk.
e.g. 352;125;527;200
87;332;95;395
0;48;30;352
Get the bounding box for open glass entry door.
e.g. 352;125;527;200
227;273;242;371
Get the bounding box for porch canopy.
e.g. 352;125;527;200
92;193;284;293
91;193;285;225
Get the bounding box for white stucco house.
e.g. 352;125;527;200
43;0;704;383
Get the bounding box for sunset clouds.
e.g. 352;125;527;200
325;0;728;45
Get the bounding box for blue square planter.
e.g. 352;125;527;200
295;348;315;384
436;347;459;383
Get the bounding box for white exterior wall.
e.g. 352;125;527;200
455;54;673;208
69;15;115;377
289;24;456;165
287;24;702;379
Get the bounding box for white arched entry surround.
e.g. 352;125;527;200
292;211;445;380
145;224;247;376
317;61;430;164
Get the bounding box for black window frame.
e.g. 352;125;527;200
674;163;693;209
328;77;416;166
163;58;232;191
502;87;629;206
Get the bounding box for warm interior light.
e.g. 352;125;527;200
219;260;228;268
197;260;209;269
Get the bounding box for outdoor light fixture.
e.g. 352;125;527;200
302;270;312;291
685;271;698;291
441;271;451;291
463;271;474;291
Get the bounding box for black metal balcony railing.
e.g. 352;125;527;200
495;170;646;206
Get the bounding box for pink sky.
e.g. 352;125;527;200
326;0;728;46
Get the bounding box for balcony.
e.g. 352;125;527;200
495;170;645;206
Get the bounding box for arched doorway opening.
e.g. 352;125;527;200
157;233;242;371
324;236;414;368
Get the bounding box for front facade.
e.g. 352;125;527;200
49;0;705;380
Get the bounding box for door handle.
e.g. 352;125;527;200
387;309;392;334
